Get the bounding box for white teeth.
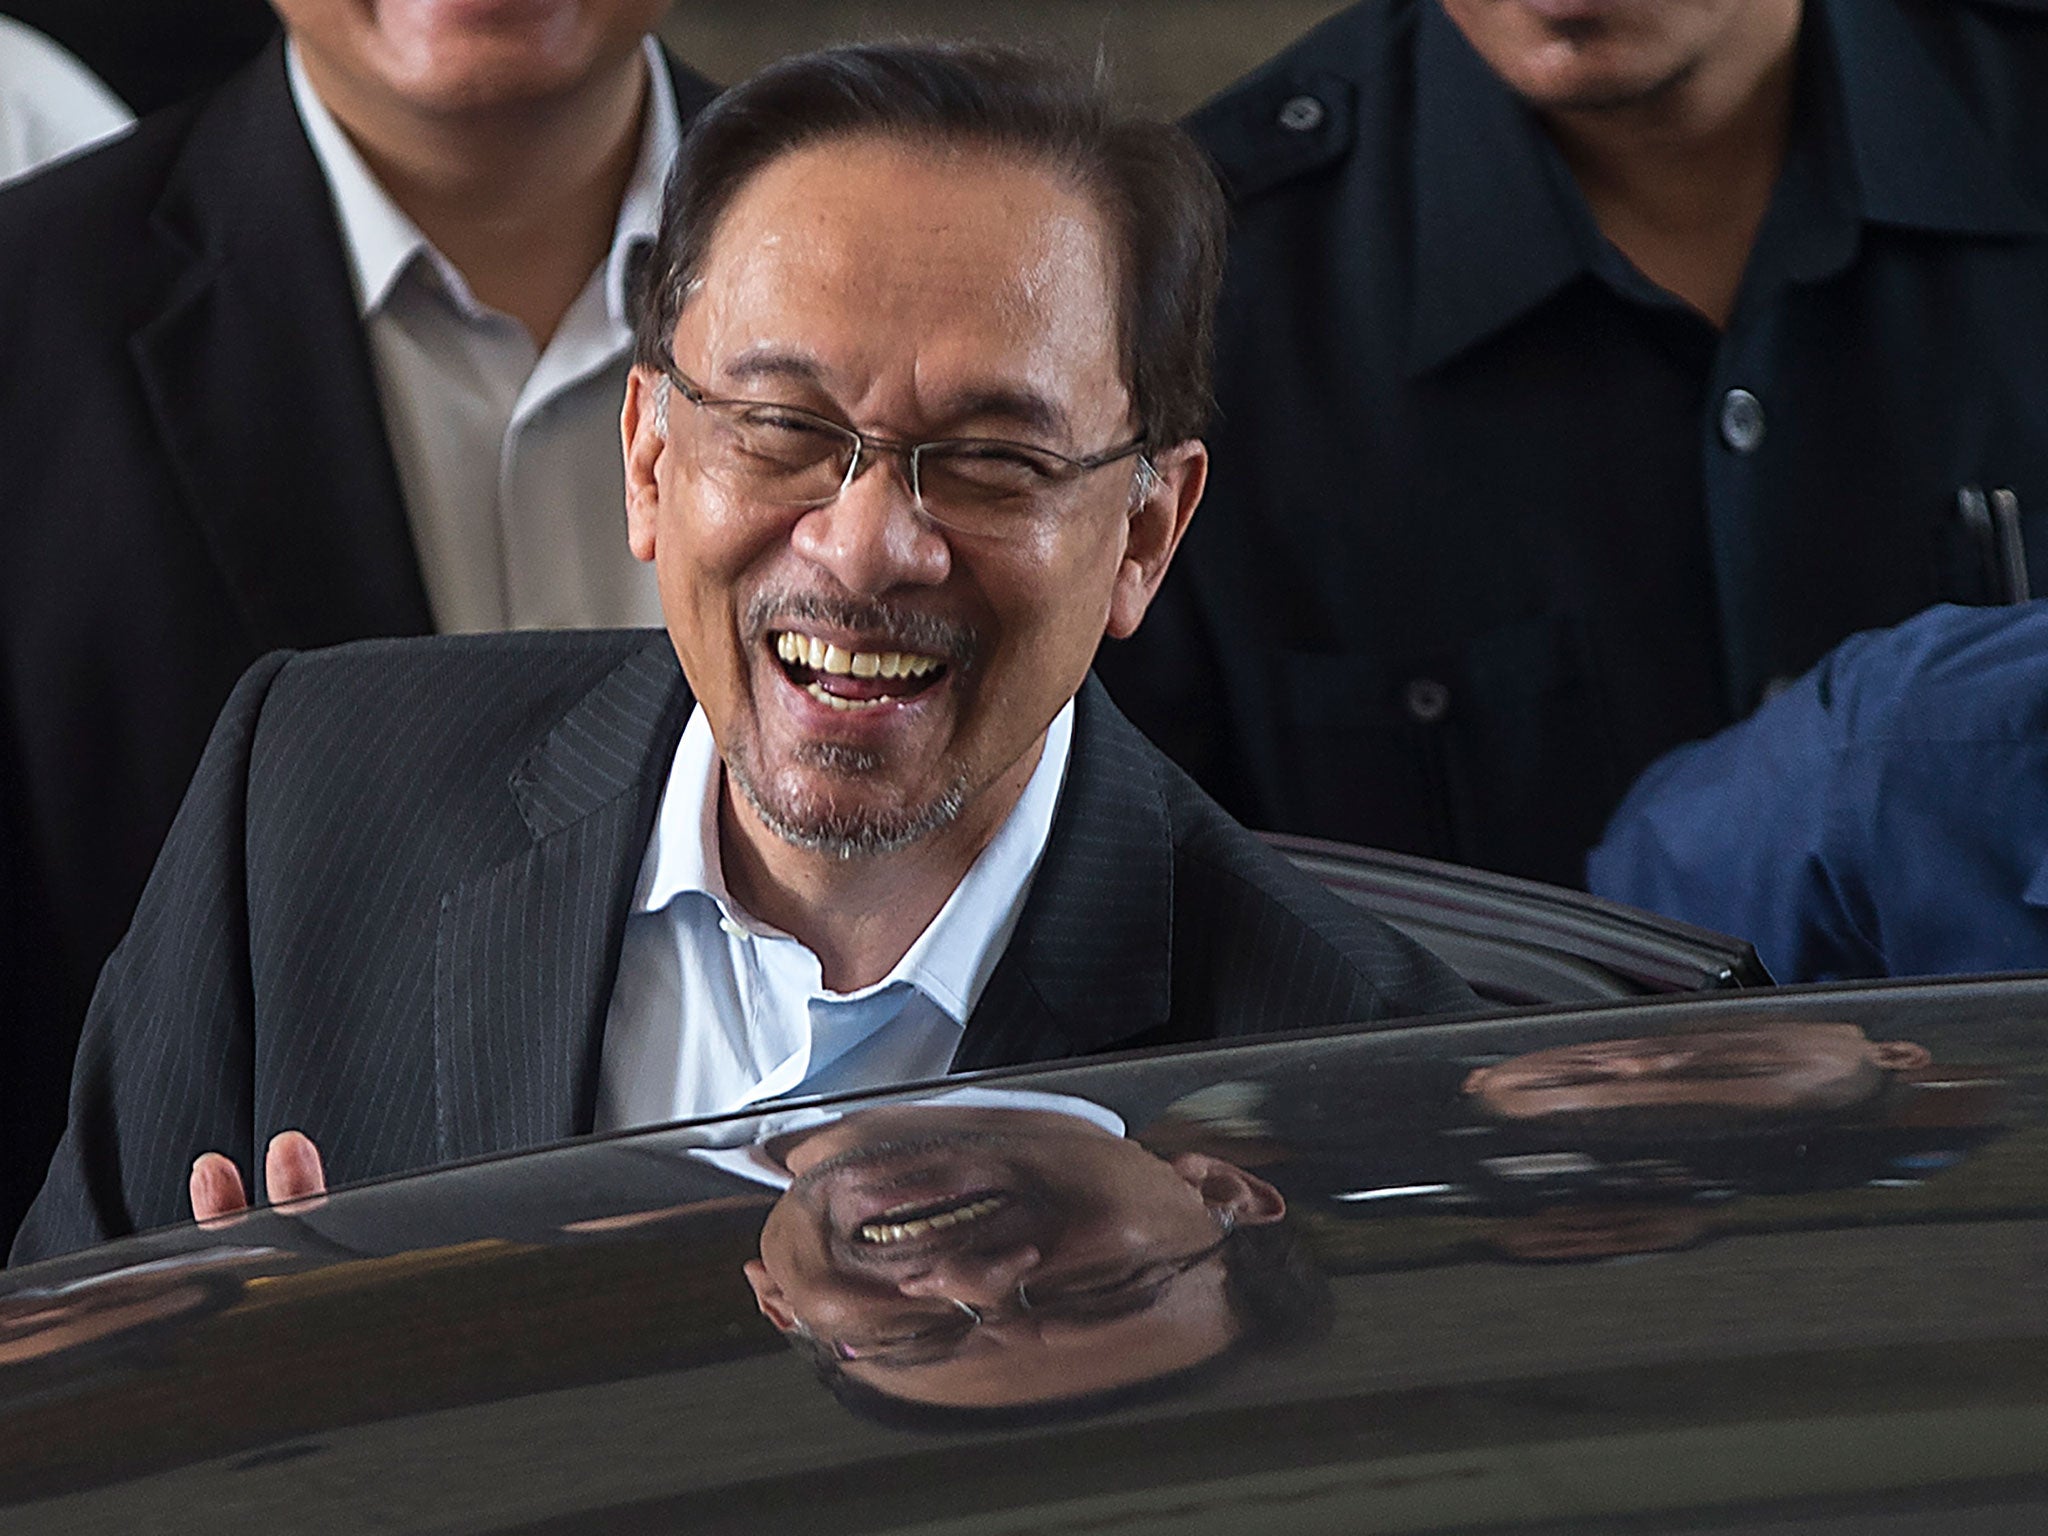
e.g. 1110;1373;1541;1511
858;1195;1006;1245
806;683;887;712
773;632;944;680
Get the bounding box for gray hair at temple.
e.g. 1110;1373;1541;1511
632;40;1229;451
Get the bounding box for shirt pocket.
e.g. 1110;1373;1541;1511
1245;611;1616;886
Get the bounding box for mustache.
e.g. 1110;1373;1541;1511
744;591;979;667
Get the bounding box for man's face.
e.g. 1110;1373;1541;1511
743;1106;1282;1408
1436;0;1798;112
270;0;669;116
624;137;1202;858
1463;1023;1931;1121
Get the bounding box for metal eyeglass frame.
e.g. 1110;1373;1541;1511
815;1207;1239;1364
653;346;1150;531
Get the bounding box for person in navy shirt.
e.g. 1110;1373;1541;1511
1099;0;2048;890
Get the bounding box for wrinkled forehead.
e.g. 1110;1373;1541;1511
697;130;1116;280
676;136;1129;412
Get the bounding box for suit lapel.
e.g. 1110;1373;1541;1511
435;641;690;1162
954;678;1176;1071
129;43;432;650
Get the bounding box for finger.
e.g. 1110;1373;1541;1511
264;1130;328;1205
189;1153;250;1222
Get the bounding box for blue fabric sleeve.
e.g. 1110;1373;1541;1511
1588;653;1882;982
1591;603;2048;981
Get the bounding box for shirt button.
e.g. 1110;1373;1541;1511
1277;94;1326;133
1404;677;1452;724
718;917;749;940
1720;388;1765;454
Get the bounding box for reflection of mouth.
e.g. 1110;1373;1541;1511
857;1192;1008;1246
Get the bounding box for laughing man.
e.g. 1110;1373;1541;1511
16;43;1474;1264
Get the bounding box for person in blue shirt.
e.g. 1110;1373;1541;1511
1589;603;2048;981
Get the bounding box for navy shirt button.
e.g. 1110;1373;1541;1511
1277;94;1326;133
1404;677;1451;723
1720;388;1766;454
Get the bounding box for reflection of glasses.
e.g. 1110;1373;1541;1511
814;1209;1237;1368
655;348;1149;540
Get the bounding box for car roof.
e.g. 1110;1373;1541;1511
4;975;2046;1533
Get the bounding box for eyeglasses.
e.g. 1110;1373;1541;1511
654;349;1149;540
808;1209;1237;1368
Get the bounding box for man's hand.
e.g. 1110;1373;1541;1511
189;1130;328;1221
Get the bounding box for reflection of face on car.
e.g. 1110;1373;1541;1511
742;1102;1315;1414
7;983;2047;1527
1453;1023;2010;1263
1462;1022;1932;1129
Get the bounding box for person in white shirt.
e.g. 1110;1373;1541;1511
282;13;707;632
0;0;718;1252
0;15;130;187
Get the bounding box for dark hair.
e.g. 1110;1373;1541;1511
784;1215;1331;1433
633;41;1228;449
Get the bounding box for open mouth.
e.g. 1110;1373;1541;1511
773;630;948;713
855;1191;1008;1246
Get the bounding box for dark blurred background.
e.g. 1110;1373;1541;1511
659;1;1348;114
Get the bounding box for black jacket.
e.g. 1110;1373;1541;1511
1097;0;2048;888
13;636;1476;1262
0;43;719;1247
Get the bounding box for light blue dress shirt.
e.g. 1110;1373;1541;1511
594;700;1076;1131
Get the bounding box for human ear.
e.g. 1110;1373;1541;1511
1105;439;1207;640
1873;1040;1933;1071
622;366;669;564
742;1258;799;1331
1168;1151;1287;1227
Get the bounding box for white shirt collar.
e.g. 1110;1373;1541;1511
675;1086;1128;1190
287;35;679;324
635;697;1077;1025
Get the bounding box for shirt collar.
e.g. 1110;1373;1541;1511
1820;0;2047;240
604;36;681;330
890;698;1073;1021
287;40;425;316
287;35;680;322
634;696;1077;1024
1405;0;1591;378
674;1085;1129;1190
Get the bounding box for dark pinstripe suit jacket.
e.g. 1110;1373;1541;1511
13;632;1475;1262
